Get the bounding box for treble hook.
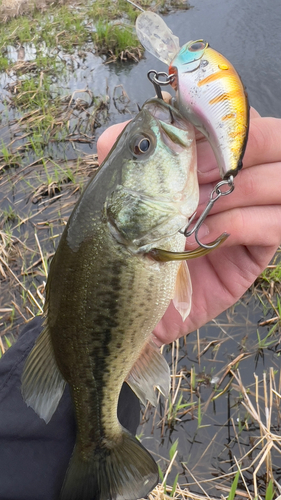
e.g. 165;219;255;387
182;176;235;249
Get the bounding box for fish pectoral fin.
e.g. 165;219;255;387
173;260;192;321
21;322;66;423
125;339;170;406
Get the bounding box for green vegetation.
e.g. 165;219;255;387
227;470;240;500
0;56;8;71
0;0;143;63
166;393;195;427
158;439;179;497
260;260;281;287
93;21;142;61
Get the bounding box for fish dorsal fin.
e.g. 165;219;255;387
173;260;192;321
125;339;170;406
21;322;66;423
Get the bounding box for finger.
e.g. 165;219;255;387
196;112;281;183
97;93;175;164
243;116;281;168
154;206;281;344
250;107;261;119
97;121;129;164
160;91;172;104
197;161;281;210
187;205;281;256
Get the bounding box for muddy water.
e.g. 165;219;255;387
0;0;280;496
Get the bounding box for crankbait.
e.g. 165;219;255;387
136;11;249;249
136;11;249;181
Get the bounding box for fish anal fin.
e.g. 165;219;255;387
125;339;170;406
173;260;192;321
21;322;66;423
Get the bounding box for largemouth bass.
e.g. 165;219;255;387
21;98;199;500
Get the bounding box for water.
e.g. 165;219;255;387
140;290;281;496
0;0;280;496
87;0;281;119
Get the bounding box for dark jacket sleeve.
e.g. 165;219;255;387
0;316;140;500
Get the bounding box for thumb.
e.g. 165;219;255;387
97;121;129;164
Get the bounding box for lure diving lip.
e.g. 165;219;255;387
136;12;249;180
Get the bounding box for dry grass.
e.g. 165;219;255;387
139;367;281;500
231;369;281;499
147;484;220;500
0;229;13;278
0;0;78;21
137;305;281;500
0;150;99;344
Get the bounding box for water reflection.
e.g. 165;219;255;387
6;43;40;62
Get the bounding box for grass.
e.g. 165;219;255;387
139;352;281;500
0;0;140;340
230;369;281;499
0;0;142;62
93;20;143;61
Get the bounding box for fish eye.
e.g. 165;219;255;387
133;136;151;155
189;41;206;52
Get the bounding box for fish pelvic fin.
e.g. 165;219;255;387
60;429;159;500
21;322;66;423
126;339;170;406
173;260;192;321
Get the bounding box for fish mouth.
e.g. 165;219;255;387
141;97;198;215
143;98;193;151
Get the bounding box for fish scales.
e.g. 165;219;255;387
21;98;199;500
48;225;182;446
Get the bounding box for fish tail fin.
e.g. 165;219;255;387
60;429;158;500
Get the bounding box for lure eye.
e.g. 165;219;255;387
133;137;151;155
189;41;206;52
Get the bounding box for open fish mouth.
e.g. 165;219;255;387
143;98;194;152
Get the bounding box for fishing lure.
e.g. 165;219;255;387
136;11;249;249
168;39;249;181
136;11;249;180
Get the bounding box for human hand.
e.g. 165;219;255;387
97;107;281;345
